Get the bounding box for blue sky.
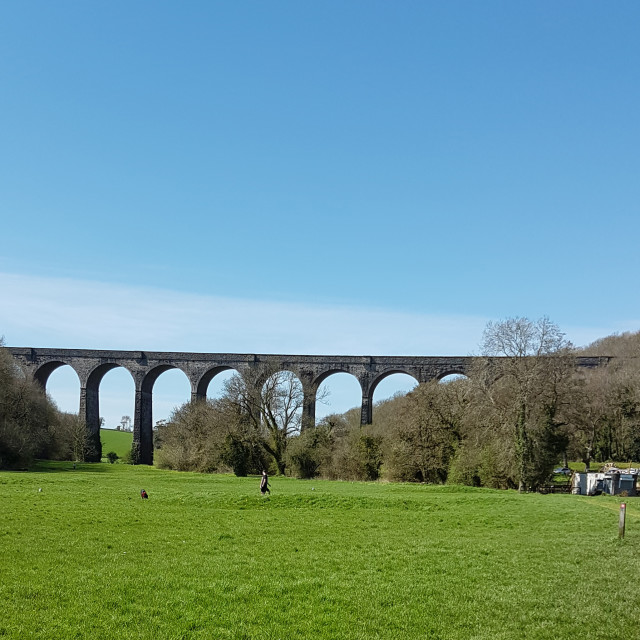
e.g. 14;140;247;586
1;2;639;427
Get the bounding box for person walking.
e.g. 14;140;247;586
260;470;270;496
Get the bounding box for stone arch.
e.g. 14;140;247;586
312;368;363;391
86;361;135;389
369;369;419;399
134;364;191;465
195;365;238;399
83;363;136;459
34;360;81;389
312;369;363;422
140;364;190;394
436;369;469;381
363;369;419;425
38;361;82;423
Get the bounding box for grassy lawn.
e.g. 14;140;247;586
100;428;133;460
1;463;639;639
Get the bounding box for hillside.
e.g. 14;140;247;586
100;428;133;459
578;330;640;357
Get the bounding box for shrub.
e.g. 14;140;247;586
220;434;267;477
286;426;334;479
330;429;383;481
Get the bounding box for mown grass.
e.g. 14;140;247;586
1;463;639;639
100;428;133;459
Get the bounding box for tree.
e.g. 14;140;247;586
476;317;574;491
0;340;56;468
575;330;640;463
384;379;468;483
64;413;88;462
221;363;313;475
564;368;610;470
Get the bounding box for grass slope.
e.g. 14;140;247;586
1;463;639;639
100;428;133;459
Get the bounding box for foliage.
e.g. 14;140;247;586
106;451;119;464
329;426;383;481
285;424;334;479
53;412;89;462
220;432;267;477
154;392;268;475
383;381;467;482
0;340;80;468
472;317;574;491
154;399;229;472
569;331;640;466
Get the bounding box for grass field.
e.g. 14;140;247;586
1;463;639;639
100;428;133;459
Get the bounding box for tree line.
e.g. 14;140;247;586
153;318;640;490
2;318;640;486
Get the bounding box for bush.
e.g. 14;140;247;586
447;444;481;487
286;426;334;479
358;434;383;480
106;451;119;464
220;434;266;477
330;428;383;481
153;400;224;472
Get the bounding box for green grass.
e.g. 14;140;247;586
1;463;639;639
100;428;133;459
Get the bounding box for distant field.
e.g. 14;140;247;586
100;428;133;459
1;463;639;639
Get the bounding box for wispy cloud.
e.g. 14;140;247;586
1;271;492;355
1;271;636;355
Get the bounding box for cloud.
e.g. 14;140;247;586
2;271;636;356
0;271;491;355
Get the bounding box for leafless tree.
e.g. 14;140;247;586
221;363;317;474
477;317;574;491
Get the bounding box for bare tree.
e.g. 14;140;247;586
477;317;574;491
221;365;308;474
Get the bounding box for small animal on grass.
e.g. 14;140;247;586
140;489;149;499
260;471;270;496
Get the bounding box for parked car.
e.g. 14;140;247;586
553;466;571;476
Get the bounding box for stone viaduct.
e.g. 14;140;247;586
8;347;610;466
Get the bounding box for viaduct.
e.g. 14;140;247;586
7;347;610;465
